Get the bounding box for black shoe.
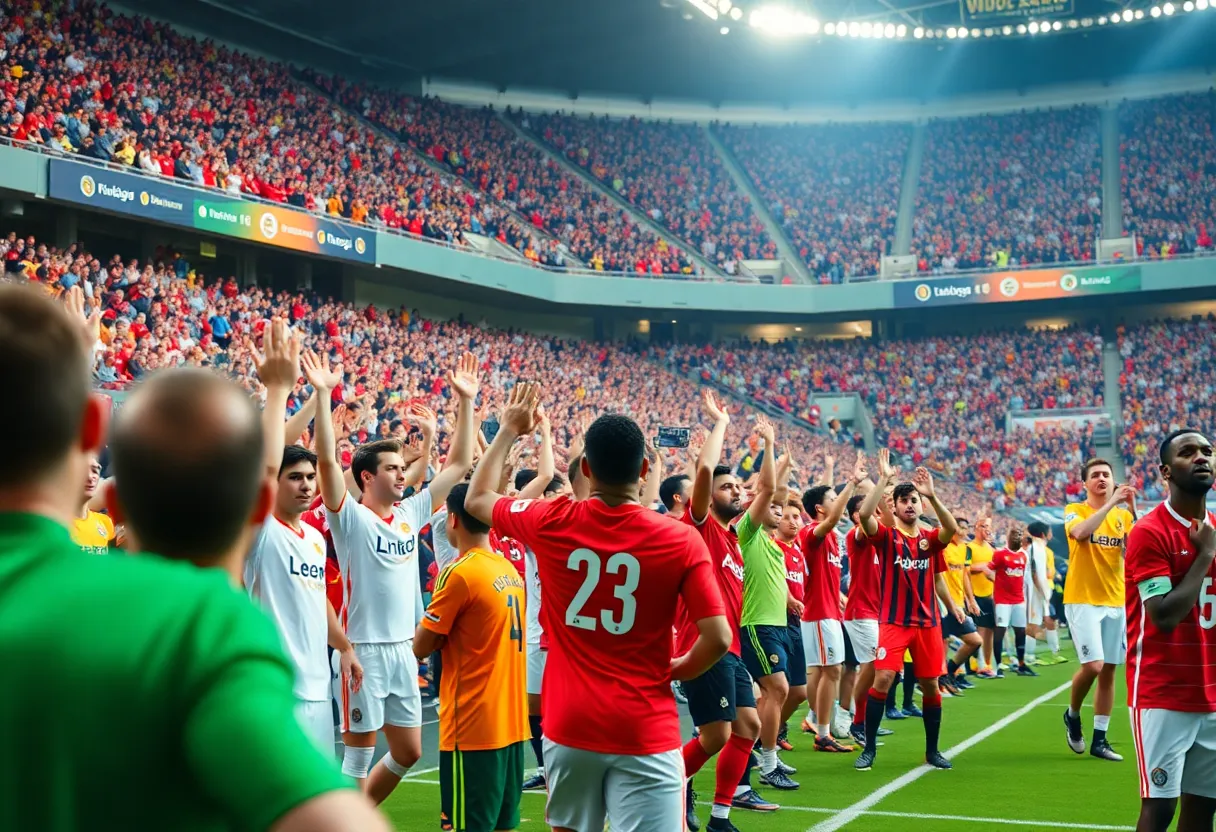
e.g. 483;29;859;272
1091;738;1124;762
955;675;975;690
939;675;960;696
993;669;1006;679
521;772;546;791
730;789;779;811
885;706;907;720
854;748;877;770
849;724;866;746
759;767;800;790
707;817;742;832
902;704;924;718
1015;664;1039;677
1063;708;1085;754
926;751;953;769
685;783;700;831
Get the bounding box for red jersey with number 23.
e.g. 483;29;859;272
799;524;843;622
845;527;881;621
492;496;722;755
990;548;1027;605
868;523;947;628
676;510;744;656
1125;502;1216;712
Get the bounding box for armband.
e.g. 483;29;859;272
1137;576;1173;601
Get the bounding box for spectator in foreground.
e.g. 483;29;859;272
0;284;387;831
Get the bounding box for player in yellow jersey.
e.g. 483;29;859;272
415;483;529;832
967;516;998;677
1062;458;1136;763
71;453;114;554
941;519;982;693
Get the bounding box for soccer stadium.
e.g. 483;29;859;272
1;0;1215;829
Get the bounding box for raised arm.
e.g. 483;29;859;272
914;467;958;546
518;405;556;501
744;417;777;528
1068;484;1135;540
466;382;541;525
284;392;317;448
690;390;729;524
772;446;795;506
427;352;481;513
813;454;867;538
640;440;664;509
254;319;302;476
301;350;346;511
858;449;895;536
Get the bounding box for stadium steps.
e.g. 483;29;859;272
1098;339;1128;482
893;123;927;256
496;112;727;279
293;74;587;268
701;126;813;284
1100;108;1123;239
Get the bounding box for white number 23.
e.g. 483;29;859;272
565;548;640;635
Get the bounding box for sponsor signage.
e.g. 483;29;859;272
894;265;1141;308
49;159;375;264
960;0;1072;22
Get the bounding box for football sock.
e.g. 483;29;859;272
864;689;886;754
1025;636;1037;662
1014;627;1027;664
734;784;750;797
853;687;867;726
922;693;943;755
993;626;1006;668
528;715;544;770
1046;629;1060;654
886;677;899;709
682;736;713;777
714;734;754;812
902;663;916;709
1067;706;1080;719
760;747;777;774
947;658;959;676
1094;714;1110;744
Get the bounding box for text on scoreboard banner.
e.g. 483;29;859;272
893;265;1141;308
960;0;1072;22
47;159;375;264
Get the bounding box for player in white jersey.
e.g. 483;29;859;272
307;347;480;805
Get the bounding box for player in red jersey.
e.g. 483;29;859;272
465;383;731;832
773;493;808;751
844;490;896;746
984;527;1037;678
853;450;963;772
676;390;763;832
1125;428;1216;832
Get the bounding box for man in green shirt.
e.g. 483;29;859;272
736;418;799;790
0;285;387;831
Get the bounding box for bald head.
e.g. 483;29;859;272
110;369;266;561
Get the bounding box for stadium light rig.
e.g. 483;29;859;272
688;0;1213;40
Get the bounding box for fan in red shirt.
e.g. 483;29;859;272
844;491;889;743
984;527;1036;677
773;493;808;752
1124;429;1216;832
466;383;729;832
853;450;963;772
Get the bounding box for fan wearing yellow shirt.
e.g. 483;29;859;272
940;518;982;694
967;516;998;677
1062;458;1136;764
71;454;114;554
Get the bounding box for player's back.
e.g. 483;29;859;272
0;513;337;830
492;495;716;756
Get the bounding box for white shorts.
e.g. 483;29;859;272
1065;604;1127;666
995;603;1027;628
527;643;547;696
341;641;421;733
1131;708;1216;799
843;619;879;664
1026;594;1046;626
543;739;684;832
802;619;845;667
296;698;335;755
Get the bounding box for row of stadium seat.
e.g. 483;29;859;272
1;1;1213;280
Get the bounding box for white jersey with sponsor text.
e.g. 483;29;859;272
245;517;330;701
524;546;543;645
327;491;430;644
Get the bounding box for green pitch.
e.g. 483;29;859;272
384;662;1147;831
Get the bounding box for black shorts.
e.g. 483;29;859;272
974;595;996;629
684;652;756;727
1051;590;1065;623
942;612;978;639
786;615;807;687
740;624;789;681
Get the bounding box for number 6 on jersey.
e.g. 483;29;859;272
565;548;640;634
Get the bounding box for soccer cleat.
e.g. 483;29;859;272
854;748;877;771
850;724;866;746
440;812;454;831
993;669;1006;679
673;681;688;705
939;675;961;696
954;675;975;690
776;723;793;751
976;668;998;679
759;767;800;790
1015;664;1039;677
731;789;779;812
800;717;816;734
885;706;907;720
1091;739;1124;762
1051;654;1070;664
706;817;742;832
876;726;894;736
902;704;924;718
814;735;856;753
775;754;797;775
522;772;547;791
1063;708;1086;754
926;751;953;769
998;662;1010;671
685;783;700;831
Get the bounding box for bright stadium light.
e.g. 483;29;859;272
914;25;925;36
837;21;849;35
1122;8;1134;19
1150;5;1162;14
897;23;908;36
825;21;836;33
984;26;994;35
947;26;958;36
1016;22;1028;31
1199;0;1210;11
730;6;743;18
971;27;981;35
860;21;873;36
1184;1;1195;10
1028;20;1040;31
1052;19;1063;28
685;0;719;19
1097;15;1107;23
1003;24;1014;33
1067;18;1079;26
720;25;730;33
1163;2;1175;13
849;20;861;35
718;0;732;12
886;22;897;36
1134;9;1144;17
958;26;969;36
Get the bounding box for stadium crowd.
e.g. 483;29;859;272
1120;93;1216;260
716;122;908;283
1117;315;1216;499
912;107;1103;273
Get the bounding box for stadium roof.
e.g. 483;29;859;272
121;0;1216;104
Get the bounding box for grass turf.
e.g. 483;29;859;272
383;661;1146;831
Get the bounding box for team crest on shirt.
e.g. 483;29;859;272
314;543;324;555
1151;768;1168;787
918;538;929;550
769;654;779;665
399;522;412;534
351;708;362;723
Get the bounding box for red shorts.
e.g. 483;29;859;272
875;623;945;678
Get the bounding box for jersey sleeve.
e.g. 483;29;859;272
735;510;759;547
678;535;725;624
865;521;891;542
325;492;362;571
1063;505;1084;538
101;514;115;541
181;589;350;828
490;496;553;548
1125;521;1171;586
422;565;469;637
243;523;271;591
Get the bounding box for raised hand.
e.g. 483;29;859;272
1190;517;1216;557
502;381;541;437
64;285;100;345
254;318;301;389
536;403;551;434
447;351;480;400
401;434;425;463
877;448;897;481
1114;484;1137;506
301;349;342;391
701;389;728;424
407;403;438;438
912;466;936;498
755;415;775;444
851;453;868;485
